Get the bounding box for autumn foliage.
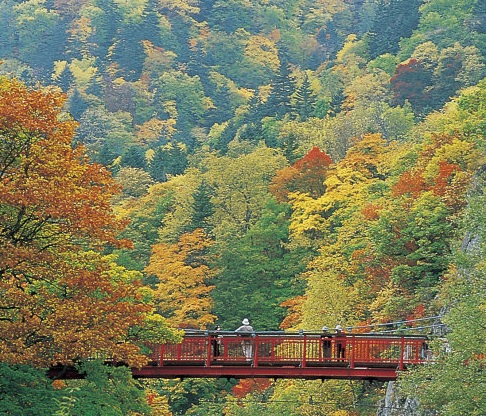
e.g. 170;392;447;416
232;378;272;398
284;131;478;329
0;78;150;367
145;228;216;329
270;147;332;202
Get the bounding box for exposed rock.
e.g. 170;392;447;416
375;381;436;416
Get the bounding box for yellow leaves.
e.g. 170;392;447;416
342;71;391;111
288;191;331;241
136;118;176;146
301;265;359;330
52;60;68;80
146;389;173;415
113;0;147;22
69;57;99;88
145;229;216;328
336;34;358;64
244;35;280;72
338;134;390;178
422;137;477;181
157;0;199;14
51;379;67;390
68;15;93;42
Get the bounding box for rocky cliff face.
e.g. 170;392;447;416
376;381;436;416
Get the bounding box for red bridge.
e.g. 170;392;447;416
49;331;431;381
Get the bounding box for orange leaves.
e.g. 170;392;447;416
361;203;382;220
295;145;331;168
0;78;126;247
0;78;149;367
279;295;306;329
0;78;73;138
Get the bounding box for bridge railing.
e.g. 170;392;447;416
146;331;429;369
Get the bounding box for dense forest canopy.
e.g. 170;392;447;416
0;0;485;414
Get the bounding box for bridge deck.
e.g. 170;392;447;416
49;332;430;381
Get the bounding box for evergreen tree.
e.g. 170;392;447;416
368;0;421;59
0;1;17;58
264;60;295;119
91;0;123;61
280;132;300;164
214;120;238;154
110;23;146;81
316;19;342;61
148;144;188;181
237;95;266;144
149;146;169;182
97;141;118;168
188;180;215;234
68;88;89;120
168;143;188;176
56;65;74;92
86;76;104;97
294;73;317;121
205;83;235;126
121;145;147;169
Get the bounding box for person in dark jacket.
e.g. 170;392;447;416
335;325;346;360
321;326;332;359
212;325;222;357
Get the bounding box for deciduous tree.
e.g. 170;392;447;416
145;229;216;328
0;78;152;367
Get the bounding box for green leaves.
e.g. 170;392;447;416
0;363;59;416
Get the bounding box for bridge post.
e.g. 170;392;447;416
350;335;355;369
159;344;165;366
254;334;259;367
302;334;307;368
399;336;405;370
206;332;212;367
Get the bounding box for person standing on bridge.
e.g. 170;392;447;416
321;326;332;359
212;325;223;357
334;324;346;360
235;318;254;361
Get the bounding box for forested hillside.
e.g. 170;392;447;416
0;0;485;414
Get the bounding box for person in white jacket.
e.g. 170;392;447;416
235;318;254;360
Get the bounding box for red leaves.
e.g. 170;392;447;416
270;147;332;201
432;161;460;196
232;378;272;398
392;170;427;198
